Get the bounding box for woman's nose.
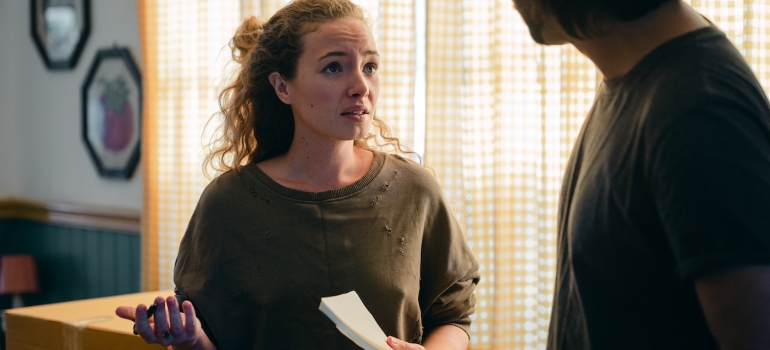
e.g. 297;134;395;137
347;70;370;98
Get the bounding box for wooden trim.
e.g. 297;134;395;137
0;198;141;233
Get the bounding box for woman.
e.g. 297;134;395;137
116;1;479;349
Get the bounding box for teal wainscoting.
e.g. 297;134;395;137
0;218;141;309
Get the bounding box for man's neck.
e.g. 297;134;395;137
571;1;710;81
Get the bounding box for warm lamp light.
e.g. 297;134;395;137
0;254;40;308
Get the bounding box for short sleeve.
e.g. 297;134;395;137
649;95;770;279
418;190;480;337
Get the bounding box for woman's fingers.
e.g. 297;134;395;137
133;303;157;343
115;305;137;321
167;296;185;337
182;300;198;335
120;295;196;346
151;296;170;340
386;336;426;350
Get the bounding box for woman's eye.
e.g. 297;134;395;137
324;63;341;73
364;63;378;74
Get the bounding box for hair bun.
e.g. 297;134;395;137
231;16;264;62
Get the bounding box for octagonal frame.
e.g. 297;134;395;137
81;47;142;179
31;0;91;70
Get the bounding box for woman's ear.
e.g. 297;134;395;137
269;72;291;104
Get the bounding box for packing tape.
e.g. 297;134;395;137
63;315;113;350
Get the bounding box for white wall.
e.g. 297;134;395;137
0;0;21;199
0;0;142;211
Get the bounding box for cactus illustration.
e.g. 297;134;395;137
99;76;134;152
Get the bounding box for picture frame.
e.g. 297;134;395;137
31;0;91;70
81;47;142;179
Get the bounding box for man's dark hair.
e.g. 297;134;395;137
543;0;675;38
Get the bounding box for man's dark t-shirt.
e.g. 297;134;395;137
547;26;770;349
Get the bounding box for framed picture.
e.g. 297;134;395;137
81;47;142;179
31;0;91;70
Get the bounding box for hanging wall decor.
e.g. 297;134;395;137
31;0;91;70
81;47;142;179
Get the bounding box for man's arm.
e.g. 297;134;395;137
695;266;770;350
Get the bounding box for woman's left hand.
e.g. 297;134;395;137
386;336;426;350
387;325;469;350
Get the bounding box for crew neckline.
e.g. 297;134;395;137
243;151;387;201
602;25;721;91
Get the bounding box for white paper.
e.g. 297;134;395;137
319;291;391;350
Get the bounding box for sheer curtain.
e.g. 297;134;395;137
138;1;770;349
425;2;595;347
138;0;289;291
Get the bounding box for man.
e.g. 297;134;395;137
510;0;770;349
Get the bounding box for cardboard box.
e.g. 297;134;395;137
5;290;175;350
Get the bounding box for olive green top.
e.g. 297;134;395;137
175;151;480;350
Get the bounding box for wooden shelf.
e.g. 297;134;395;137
0;198;140;233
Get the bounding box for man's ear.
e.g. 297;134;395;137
269;72;291;104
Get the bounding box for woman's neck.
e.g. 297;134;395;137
258;140;374;192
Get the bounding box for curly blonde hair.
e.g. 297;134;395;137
204;0;410;176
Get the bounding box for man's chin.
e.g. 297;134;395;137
530;28;569;46
521;18;548;44
529;29;547;45
521;15;570;45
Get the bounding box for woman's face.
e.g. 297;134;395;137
273;18;380;145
